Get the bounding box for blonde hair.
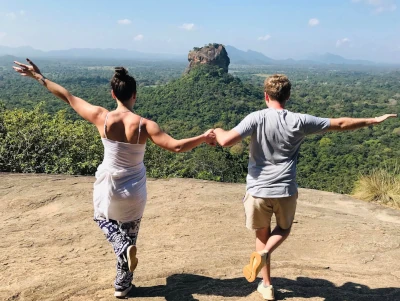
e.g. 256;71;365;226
264;74;291;103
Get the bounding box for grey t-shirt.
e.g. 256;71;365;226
233;108;330;198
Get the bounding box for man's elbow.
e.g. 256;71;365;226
329;119;346;131
218;138;231;147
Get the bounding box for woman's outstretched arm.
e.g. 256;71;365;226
13;59;107;127
145;119;215;152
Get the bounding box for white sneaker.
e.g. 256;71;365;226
114;284;132;298
257;282;275;300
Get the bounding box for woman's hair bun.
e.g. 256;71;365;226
114;67;128;79
111;66;136;102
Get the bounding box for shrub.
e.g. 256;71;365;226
0;103;103;174
353;165;400;208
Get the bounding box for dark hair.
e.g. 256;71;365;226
110;67;137;102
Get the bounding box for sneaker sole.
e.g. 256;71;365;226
243;251;266;282
127;245;138;272
114;284;132;298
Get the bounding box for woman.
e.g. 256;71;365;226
13;59;216;298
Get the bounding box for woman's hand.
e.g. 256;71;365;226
13;58;43;80
203;129;216;146
13;58;107;126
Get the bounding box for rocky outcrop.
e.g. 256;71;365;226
185;43;230;74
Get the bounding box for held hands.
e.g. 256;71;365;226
203;129;216;146
12;58;43;80
374;114;397;123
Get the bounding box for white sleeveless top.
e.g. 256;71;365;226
93;113;147;222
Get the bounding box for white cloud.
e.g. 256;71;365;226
117;19;131;25
4;11;26;20
6;12;16;20
308;18;320;26
0;32;6;39
374;4;397;12
179;23;195;31
352;0;397;13
134;34;144;41
336;38;351;47
258;34;271;41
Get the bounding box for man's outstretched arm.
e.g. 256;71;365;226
329;114;397;131
214;128;242;147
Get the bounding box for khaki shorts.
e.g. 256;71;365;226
243;192;298;230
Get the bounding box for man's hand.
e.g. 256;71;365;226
374;114;397;123
203;129;216;146
329;113;398;131
13;58;43;80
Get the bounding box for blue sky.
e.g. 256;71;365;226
1;0;399;62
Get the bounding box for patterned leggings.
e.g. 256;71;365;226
94;217;142;290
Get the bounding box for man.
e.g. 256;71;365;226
213;74;397;300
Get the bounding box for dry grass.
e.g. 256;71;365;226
353;167;400;208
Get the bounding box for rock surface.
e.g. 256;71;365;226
1;174;399;301
185;43;230;74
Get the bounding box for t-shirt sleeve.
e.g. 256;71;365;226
233;112;259;138
300;114;331;135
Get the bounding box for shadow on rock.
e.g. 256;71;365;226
128;274;400;301
274;277;399;301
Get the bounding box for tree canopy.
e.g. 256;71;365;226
1;59;399;194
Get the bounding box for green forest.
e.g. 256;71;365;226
1;57;399;194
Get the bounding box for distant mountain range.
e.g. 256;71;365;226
224;46;376;66
0;45;381;66
0;45;184;61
